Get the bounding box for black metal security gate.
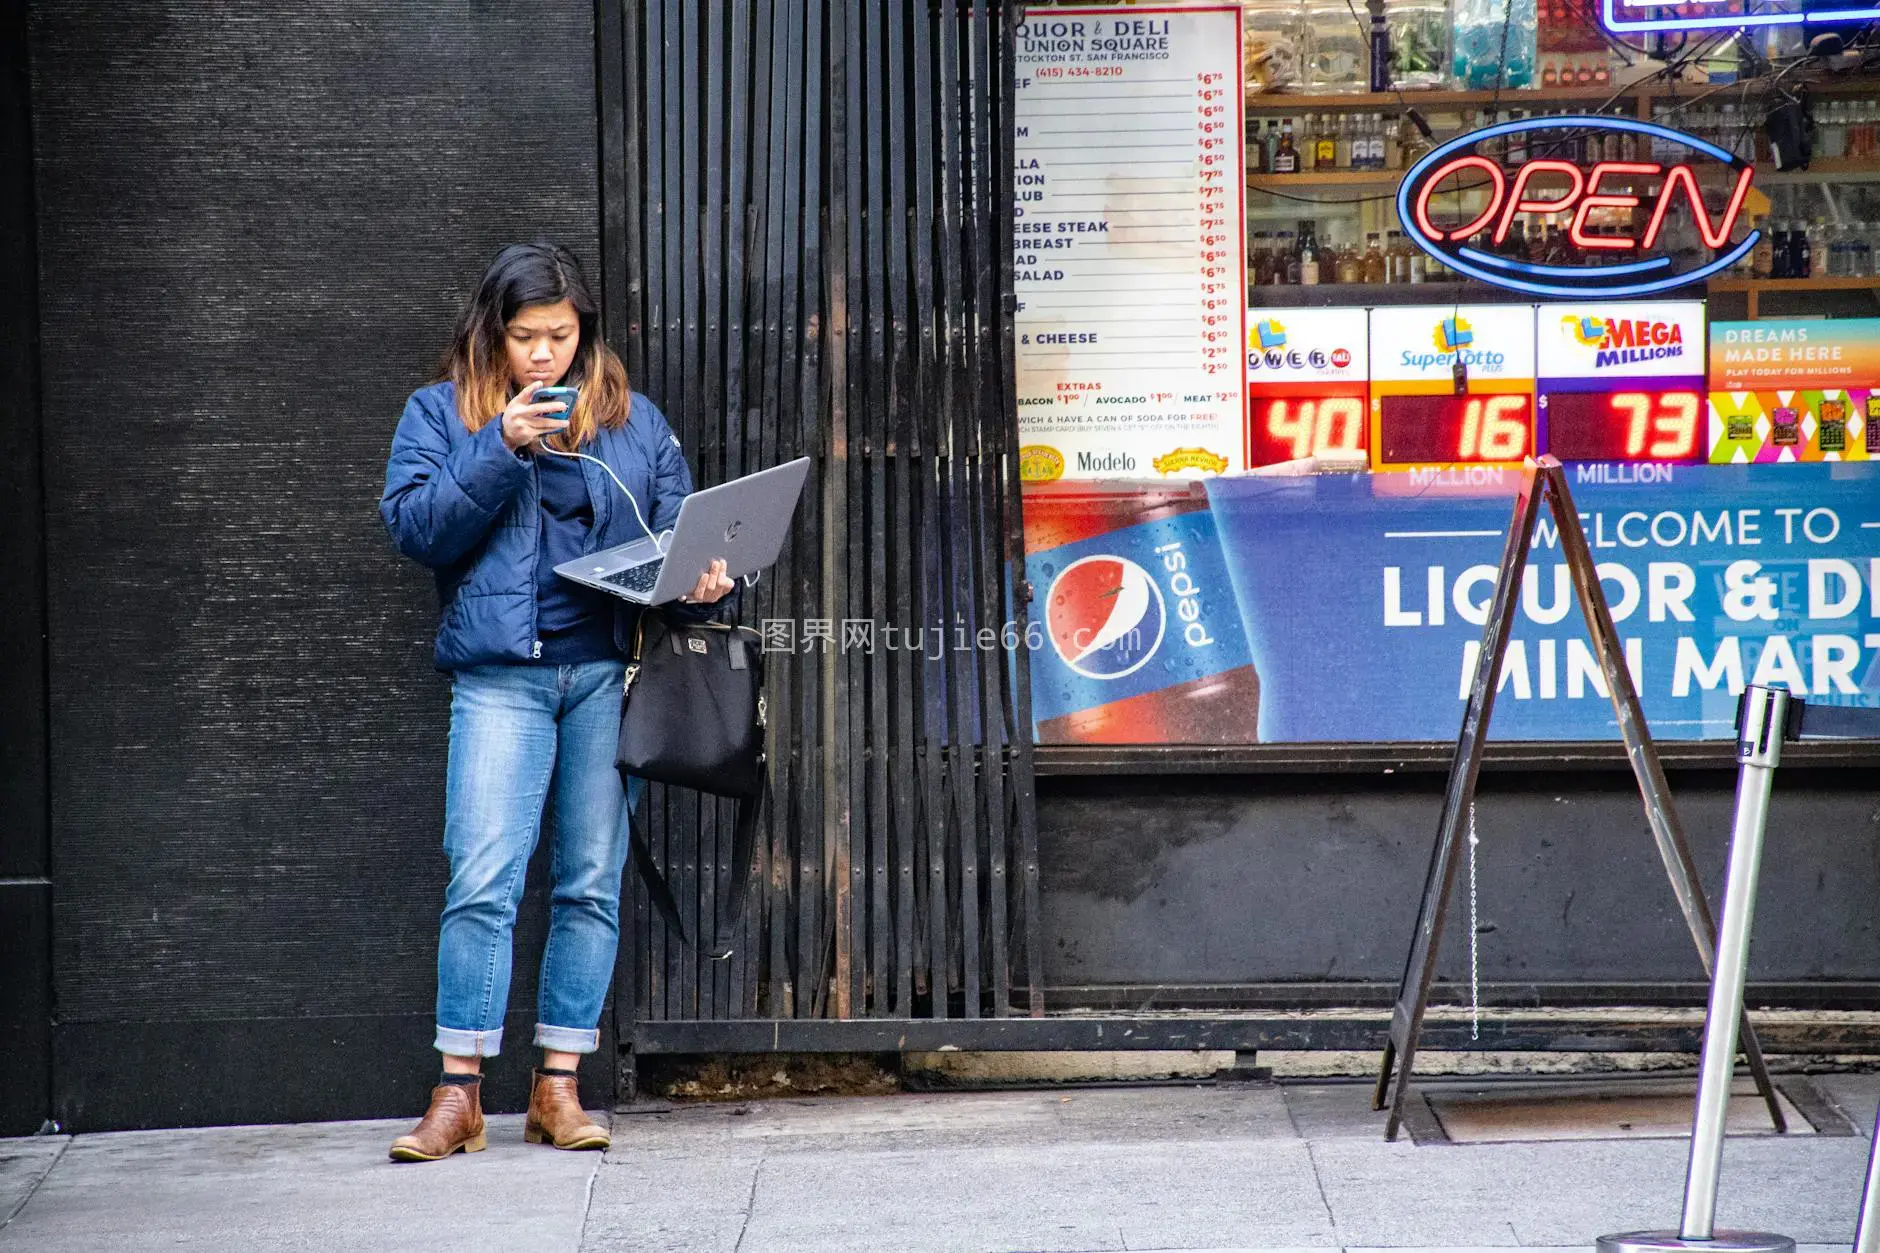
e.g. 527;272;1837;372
598;0;1044;1077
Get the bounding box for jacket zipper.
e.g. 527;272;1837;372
530;457;543;660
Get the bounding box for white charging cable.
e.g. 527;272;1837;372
535;441;667;553
535;440;760;590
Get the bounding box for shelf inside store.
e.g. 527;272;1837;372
1244;82;1656;110
1243;279;1628;306
1708;276;1880;293
1242;276;1878;307
1248;158;1880;193
1244;73;1880;112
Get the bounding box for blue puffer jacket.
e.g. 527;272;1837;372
380;381;719;671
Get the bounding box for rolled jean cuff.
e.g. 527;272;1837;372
533;1023;601;1053
434;1024;504;1057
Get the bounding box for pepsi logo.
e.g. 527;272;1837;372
1045;554;1166;680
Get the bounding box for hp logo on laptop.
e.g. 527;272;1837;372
724;520;741;543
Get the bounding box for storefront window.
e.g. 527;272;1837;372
1014;2;1880;748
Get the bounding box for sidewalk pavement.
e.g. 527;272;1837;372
3;1073;1876;1253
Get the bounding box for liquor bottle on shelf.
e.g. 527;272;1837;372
1789;218;1811;279
1368;0;1391;92
1718;102;1743;159
1250;231;1273;284
1750;217;1774;279
1387;230;1412;283
1300;221;1322;285
1314;116;1337;170
1506;111;1528;165
1395;111;1425;168
1807;219;1830;277
1271;231;1296;285
1334;113;1353;169
1283;230;1302;284
1504;219;1526;260
1525;217;1547;264
1363;231;1387;284
1543;216;1567;264
1770;221;1792;279
1249;126;1268;174
1264;119;1282;170
1274;119;1301;173
1336;229;1362;283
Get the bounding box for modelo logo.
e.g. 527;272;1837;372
1398;116;1757;298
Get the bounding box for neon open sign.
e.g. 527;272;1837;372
1397;116;1758;299
1603;0;1880;35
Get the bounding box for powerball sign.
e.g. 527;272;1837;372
1013;6;1247;482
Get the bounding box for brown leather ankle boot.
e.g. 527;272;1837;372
388;1079;487;1162
525;1069;610;1150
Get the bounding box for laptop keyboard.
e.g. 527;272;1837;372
600;559;664;595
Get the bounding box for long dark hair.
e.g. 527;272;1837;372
435;241;631;449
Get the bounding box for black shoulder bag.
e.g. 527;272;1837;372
615;612;768;960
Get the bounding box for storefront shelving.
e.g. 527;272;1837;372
1708;275;1880;316
1249;160;1880;192
1244;74;1880;114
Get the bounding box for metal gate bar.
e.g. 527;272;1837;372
600;0;1042;1089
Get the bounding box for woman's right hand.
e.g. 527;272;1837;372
499;381;572;452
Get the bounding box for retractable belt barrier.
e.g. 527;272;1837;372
1600;690;1880;1253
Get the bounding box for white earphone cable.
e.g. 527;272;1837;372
534;439;759;590
534;440;666;553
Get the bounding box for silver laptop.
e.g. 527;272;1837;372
555;456;811;605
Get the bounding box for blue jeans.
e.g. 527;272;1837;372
435;660;643;1057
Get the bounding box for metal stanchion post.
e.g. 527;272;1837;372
1597;685;1796;1253
1853;1101;1880;1253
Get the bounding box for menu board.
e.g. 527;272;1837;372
1012;5;1247;483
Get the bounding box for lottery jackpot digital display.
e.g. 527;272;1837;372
1366;305;1537;471
1536;301;1710;465
1377;393;1534;465
1245;308;1370;467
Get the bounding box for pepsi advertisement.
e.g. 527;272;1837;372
1024;464;1880;743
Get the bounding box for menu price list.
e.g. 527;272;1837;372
1013;6;1247;478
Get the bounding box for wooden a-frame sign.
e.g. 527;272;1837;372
1372;457;1785;1141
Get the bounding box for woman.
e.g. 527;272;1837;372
379;242;733;1161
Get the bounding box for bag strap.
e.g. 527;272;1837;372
707;778;769;961
627;777;769;959
627;809;686;944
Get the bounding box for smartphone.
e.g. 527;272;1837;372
535;386;578;421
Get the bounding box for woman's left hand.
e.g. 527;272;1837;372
681;558;735;605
